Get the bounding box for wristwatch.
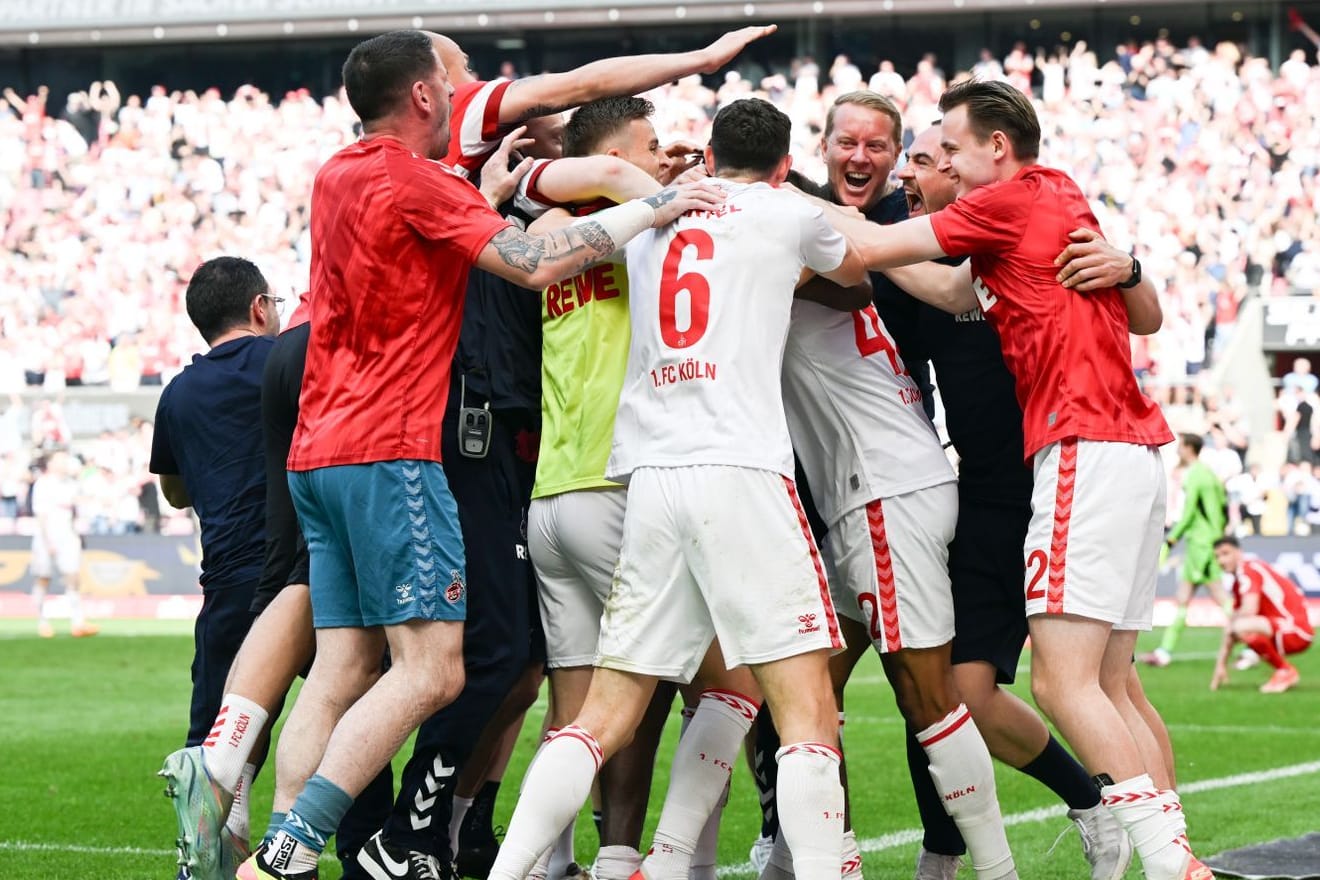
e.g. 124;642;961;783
1117;256;1142;289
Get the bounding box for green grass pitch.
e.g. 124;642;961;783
1;621;1317;879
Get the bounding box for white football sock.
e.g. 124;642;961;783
1102;774;1192;880
548;818;577;878
595;844;643;880
225;762;255;844
775;743;844;880
450;794;474;859
202;693;269;795
644;689;758;880
488;726;602;880
917;705;1014;880
841;828;863;880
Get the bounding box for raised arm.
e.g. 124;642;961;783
497;25;776;124
526;156;663;205
475;181;724;289
2;87;25;114
1054;228;1162;334
817;202;977;313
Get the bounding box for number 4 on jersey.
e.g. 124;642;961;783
851;305;910;377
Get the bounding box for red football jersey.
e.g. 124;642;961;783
929;165;1173;459
288;136;510;471
443;79;513;178
1234;559;1314;638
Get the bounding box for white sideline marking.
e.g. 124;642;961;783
714;759;1320;877
0;840;341;864
0;841;176;857
3;762;1317;867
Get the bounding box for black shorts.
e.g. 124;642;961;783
441;378;545;676
948;498;1032;684
252;522;309;615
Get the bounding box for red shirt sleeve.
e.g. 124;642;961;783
929;176;1034;257
1238;565;1265;606
393;155;512;261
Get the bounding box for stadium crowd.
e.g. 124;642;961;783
5;16;1314;880
2;28;1318;534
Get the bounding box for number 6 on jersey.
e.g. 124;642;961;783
659;230;714;348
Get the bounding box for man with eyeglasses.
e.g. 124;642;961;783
150;256;282;879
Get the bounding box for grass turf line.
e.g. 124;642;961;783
0;627;1316;879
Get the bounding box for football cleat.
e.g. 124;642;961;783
160;747;232;880
1068;805;1133;880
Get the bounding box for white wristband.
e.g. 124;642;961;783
578;198;657;251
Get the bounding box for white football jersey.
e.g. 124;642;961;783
782;300;955;526
31;473;77;527
607;179;847;480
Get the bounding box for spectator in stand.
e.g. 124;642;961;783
0;29;1316;508
1283;356;1319;394
1227;464;1267;536
868;60;907;103
1279;384;1319;464
1282;461;1316;535
1004;42;1034;93
972;49;1006;81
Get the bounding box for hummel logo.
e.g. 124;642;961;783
798;613;820;635
395;583;414;605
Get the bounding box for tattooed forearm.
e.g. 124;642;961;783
574;221;616;254
490;223;617;280
491;227;547;272
507;78;575;123
643;187;677;210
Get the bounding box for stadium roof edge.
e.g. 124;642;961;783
0;0;1221;47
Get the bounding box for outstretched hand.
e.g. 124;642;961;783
1054;227;1137;292
644;181;726;226
478;125;536;209
700;25;778;73
1210;663;1229;691
659;140;704;185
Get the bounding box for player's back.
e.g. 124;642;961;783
782;301;953;526
293;137;505;470
608;179;846;480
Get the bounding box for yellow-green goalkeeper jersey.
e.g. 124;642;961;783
531;256;630;499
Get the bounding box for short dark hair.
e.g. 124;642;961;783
342;30;438;126
938;79;1040;160
564;96;655;158
1213;535;1240;550
710;98;791;176
185;257;268;344
1180;433;1204;455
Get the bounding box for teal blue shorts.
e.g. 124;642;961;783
289;460;466;628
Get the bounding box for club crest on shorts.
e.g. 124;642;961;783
798;612;820;634
445;570;465;604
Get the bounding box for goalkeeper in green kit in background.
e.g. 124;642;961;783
1141;433;1231;667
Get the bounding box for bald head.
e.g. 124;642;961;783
432;33;477;85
